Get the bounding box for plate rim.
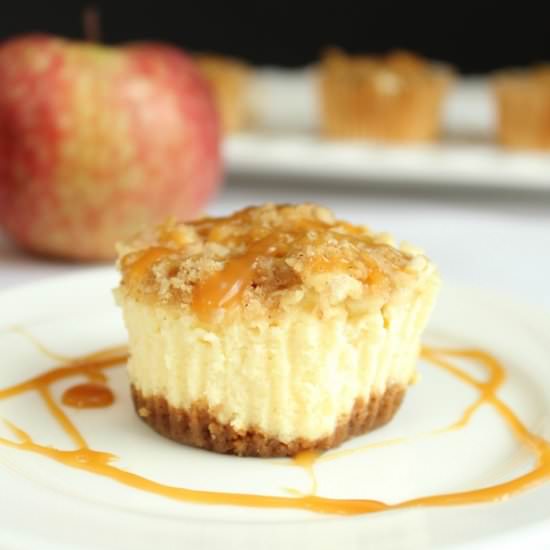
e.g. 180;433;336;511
1;268;550;550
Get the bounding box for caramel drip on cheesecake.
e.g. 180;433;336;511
192;235;280;321
1;337;550;515
122;207;402;321
191;223;389;322
125;246;173;287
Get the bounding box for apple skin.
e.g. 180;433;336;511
0;34;221;260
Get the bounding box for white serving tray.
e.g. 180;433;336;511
224;69;550;190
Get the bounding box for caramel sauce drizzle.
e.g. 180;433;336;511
125;212;396;323
192;236;279;322
316;346;507;465
1;338;549;516
291;450;319;495
126;246;173;287
191;228;388;322
10;325;75;363
62;383;114;409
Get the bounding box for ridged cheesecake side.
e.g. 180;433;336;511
116;204;440;457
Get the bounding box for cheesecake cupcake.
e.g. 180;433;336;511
195;54;251;134
116;204;440;457
493;65;550;150
320;49;453;141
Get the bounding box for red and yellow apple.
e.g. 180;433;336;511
0;34;221;260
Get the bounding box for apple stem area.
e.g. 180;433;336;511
83;5;101;42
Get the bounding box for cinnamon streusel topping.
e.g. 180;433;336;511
117;204;425;321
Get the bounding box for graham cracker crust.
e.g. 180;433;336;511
131;384;406;457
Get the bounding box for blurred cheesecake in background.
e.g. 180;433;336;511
116;203;440;457
195;54;252;134
320;49;453;142
493;65;550;150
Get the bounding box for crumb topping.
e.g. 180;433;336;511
117;204;429;320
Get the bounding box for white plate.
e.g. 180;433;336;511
1;268;550;550
225;70;550;190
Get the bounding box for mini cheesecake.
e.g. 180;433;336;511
194;54;251;134
115;204;440;457
320;49;453;142
493;65;550;150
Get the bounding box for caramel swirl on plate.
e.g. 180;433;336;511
1;335;549;515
